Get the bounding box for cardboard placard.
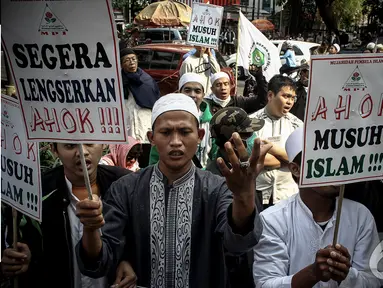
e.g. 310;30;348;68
1;0;126;143
1;94;42;221
300;54;383;187
187;3;223;49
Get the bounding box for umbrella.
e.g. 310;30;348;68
134;0;192;27
251;19;275;31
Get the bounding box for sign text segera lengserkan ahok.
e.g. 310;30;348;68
1;0;126;143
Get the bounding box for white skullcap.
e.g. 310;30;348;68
333;43;340;52
178;73;205;91
211;72;230;85
285;127;304;163
367;42;376;50
151;93;200;127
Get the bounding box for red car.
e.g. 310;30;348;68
132;43;236;96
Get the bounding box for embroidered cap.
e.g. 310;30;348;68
151;93;200;127
285;127;304;163
178;73;205;92
210;107;265;141
211;72;230;86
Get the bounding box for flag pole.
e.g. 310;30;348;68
235;11;241;89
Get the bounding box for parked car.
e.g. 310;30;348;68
272;40;320;65
133;43;236;95
138;28;183;45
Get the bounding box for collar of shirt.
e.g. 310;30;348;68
264;105;283;121
65;177;78;207
154;163;196;188
296;193;352;232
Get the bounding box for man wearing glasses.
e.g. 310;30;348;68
249;75;303;208
120;48;161;166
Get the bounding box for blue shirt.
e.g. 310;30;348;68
280;49;296;67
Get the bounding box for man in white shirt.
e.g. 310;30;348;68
253;127;382;288
250;75;303;206
180;46;220;95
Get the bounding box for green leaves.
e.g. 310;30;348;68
39;142;61;173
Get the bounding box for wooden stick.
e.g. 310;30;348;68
332;185;345;246
235;13;241;88
78;144;93;200
12;208;18;288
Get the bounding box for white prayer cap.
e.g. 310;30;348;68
151;93;200;127
211;72;230;85
366;42;376;50
285;127;304;163
178;73;205;91
333;43;340;52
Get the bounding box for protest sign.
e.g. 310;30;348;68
187;3;223;48
1;94;42;221
1;0;126;143
300;54;383;187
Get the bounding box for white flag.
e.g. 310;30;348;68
238;11;281;81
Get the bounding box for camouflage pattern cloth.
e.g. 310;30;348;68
210;107;265;144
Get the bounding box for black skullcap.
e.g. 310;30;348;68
120;48;136;59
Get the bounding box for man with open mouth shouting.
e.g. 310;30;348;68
75;93;272;288
1;143;135;288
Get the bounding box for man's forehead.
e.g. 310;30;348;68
123;54;136;59
155;110;196;126
279;86;296;95
214;78;230;84
183;82;203;89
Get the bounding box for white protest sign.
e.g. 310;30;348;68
1;94;42;221
300;54;383;187
187;3;223;49
1;0;126;143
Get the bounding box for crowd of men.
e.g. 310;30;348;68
1;33;382;288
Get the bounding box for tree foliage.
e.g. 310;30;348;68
112;0;150;19
333;0;363;29
285;0;364;35
363;0;383;25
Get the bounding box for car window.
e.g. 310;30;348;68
147;31;164;41
163;31;176;41
309;46;319;55
293;45;303;56
215;51;228;68
134;49;152;69
171;53;181;69
151;51;181;70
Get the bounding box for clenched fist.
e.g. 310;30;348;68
76;194;105;231
1;242;31;277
